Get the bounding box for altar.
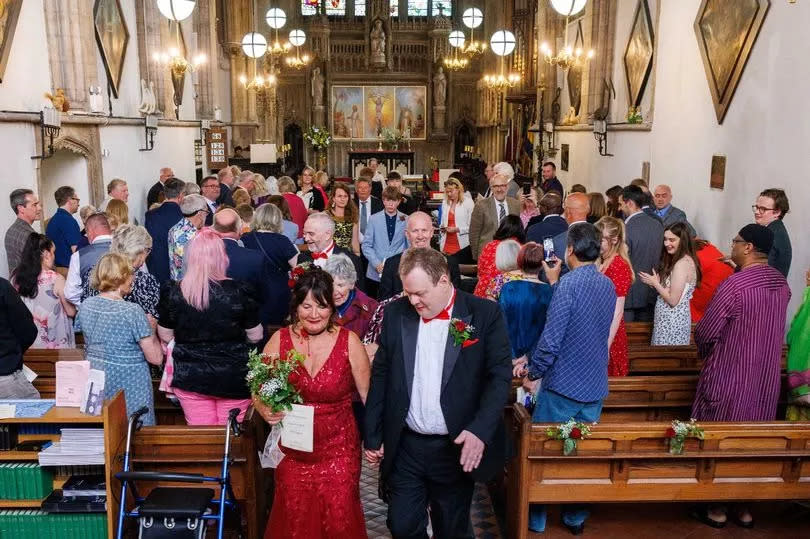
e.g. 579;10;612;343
347;150;415;179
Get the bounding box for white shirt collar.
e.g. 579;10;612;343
543;213;561;221
92;234;112;243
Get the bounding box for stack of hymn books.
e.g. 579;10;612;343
38;429;104;466
0;464;53;500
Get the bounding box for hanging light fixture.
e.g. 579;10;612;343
241;32;268;58
156;0;196;21
443;30;469;71
541;0;594;71
239;0;275;91
285;29;311;69
461;7;487;57
265;7;292;56
482;30;520;91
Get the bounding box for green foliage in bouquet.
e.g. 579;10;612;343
304;126;332;151
246;348;306;413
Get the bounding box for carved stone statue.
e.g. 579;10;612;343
433;67;447;108
370;19;386;64
311;67;324;107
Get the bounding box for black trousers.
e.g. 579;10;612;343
387;429;475;539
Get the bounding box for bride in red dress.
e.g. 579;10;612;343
254;268;371;538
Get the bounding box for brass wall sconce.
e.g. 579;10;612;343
140;114;159;151
31;108;62;160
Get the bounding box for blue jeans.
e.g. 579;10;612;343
529;389;602;532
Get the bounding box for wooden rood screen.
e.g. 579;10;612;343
507;404;810;539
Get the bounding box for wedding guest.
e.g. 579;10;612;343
315;170;331;209
0;276;38;398
324;254;378;339
215;166;235;207
621;185;664;321
753;188;792;277
354;176;383;245
484;239;523;301
653;184;696;236
266;195;299;244
99;179;129;212
605;185;624;219
236;204;254;235
539;162;564;195
691;238;734;323
168;194;209;281
76;204;97;249
641;222;700;345
145;178;185;285
473;215;525;298
586;192;606;224
158;229;263;425
297;166;325;212
251;173;271;207
45;186;81;275
65;213;113;306
78;253;163;424
385;171;416;215
596;217;634;376
254;268;370;537
327;184;360;255
13;234;76;348
786;267;810;421
5;189;42;275
299;213;365;289
519;187;541;229
361;186;407;296
570;183;587;194
241;204;299;328
469;172;520;260
147;167;174;208
691;224;790;528
278;176;307;239
526;192;567;243
83;224;160;325
439;177;475;265
231;186;252;208
500;242;553;368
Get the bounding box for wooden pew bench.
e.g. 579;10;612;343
124;408;269;539
628;344;787;375
506;404;810;539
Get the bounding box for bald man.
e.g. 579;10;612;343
653;184;696;236
546;192;591;278
213;208;264;299
378;212;462;300
147;166;175;208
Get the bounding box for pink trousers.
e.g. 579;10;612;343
172;388;251;425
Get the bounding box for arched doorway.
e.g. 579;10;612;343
283;123;304;175
40;150;91;229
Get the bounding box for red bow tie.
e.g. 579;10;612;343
422;307;451;324
311;251;328;260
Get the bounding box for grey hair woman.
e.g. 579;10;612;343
252;202;284;234
485;239;523;301
322;253;379;345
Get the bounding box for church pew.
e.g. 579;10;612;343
124;407;269;539
627;344;787;374
505;404;810;539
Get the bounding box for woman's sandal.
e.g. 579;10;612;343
689;507;727;529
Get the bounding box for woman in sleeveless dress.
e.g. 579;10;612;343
640;222;702;346
327;184;360;255
595;217;634;375
254;268;370;539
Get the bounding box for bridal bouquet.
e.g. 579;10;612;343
246;348;305;413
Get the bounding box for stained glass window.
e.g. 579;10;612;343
407;0;428;16
302;0;316;16
301;0;345;16
432;1;451;17
355;0;366;16
390;0;399;17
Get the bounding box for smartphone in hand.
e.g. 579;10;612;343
543;238;557;266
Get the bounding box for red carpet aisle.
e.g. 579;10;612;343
360;461;503;538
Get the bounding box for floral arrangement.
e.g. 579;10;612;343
304;126;332;151
546;418;593;456
381;127;404;147
287;262;312;289
626;106;643;124
449;318;478;348
246;348;305;413
666;419;704;454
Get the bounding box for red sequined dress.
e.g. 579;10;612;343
265;327;367;539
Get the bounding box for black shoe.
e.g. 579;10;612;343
689;508;726;529
564;523;584;535
730;512;755;529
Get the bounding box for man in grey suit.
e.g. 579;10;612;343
621;185;664;322
469;172;521;259
653;184;697;236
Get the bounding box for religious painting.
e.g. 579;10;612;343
0;0;22;83
93;0;130;98
624;0;654;108
694;0;770;123
710;154;726;189
561;144;570;172
364;86;396;139
331;86;363;139
566;21;584;116
395;86;426;139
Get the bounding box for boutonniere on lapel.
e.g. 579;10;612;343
449;318;478;348
398;214;406;222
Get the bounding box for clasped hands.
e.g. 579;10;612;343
638;268;661;288
364;430;485;473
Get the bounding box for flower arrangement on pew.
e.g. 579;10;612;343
666;418;705;455
247;348;305;413
546;419;593;456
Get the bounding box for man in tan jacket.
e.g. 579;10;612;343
469;172;521;259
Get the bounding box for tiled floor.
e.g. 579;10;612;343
361;461;810;538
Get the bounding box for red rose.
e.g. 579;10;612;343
288;279;296;288
454;321;467;332
666;427;677;438
570;427;582;439
293;267;305;276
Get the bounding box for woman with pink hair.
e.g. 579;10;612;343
157;228;263;425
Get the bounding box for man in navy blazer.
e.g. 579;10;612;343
144;178;185;284
212;209;264;299
527;192;568;243
361;186;408;291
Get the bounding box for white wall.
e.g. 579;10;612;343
0;0;51;111
553;0;810;318
40;150;90;228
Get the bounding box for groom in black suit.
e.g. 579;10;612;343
364;247;512;538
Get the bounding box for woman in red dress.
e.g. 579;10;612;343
254;268;371;538
473;215;526;298
595;216;634;376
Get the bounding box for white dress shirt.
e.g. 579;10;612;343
357;198;372;243
311;241;335;268
65;234;112;306
406;292;456;435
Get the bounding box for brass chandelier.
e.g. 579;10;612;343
443;31;469;71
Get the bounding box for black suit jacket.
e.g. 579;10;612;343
216;183;235;207
378;251;462;301
364;291;512;489
145;201;183;285
298;246;366;292
146;181;163;208
354;195;384;216
526;215;568;243
223;239;264;298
